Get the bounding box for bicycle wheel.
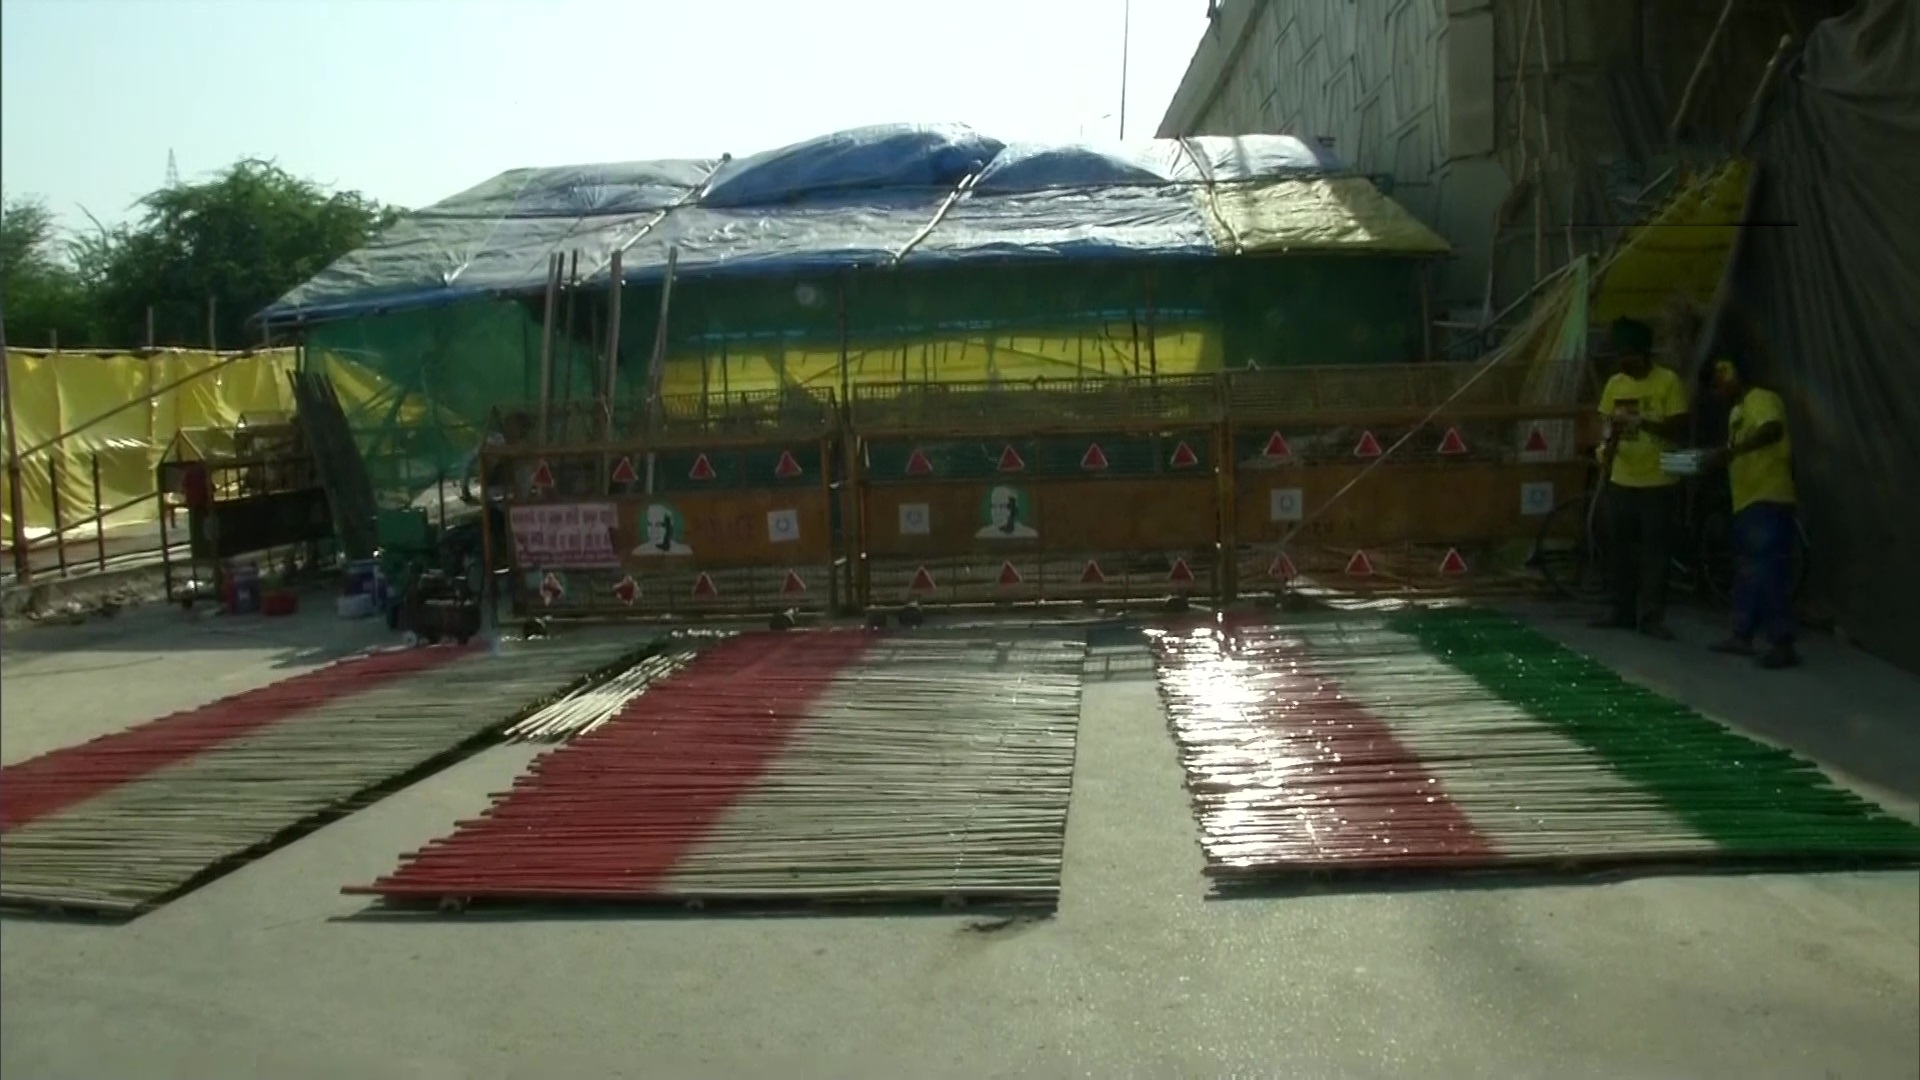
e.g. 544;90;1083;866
1532;494;1608;602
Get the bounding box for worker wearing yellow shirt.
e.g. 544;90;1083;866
1704;357;1800;668
1594;317;1689;639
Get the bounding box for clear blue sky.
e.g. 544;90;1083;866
2;0;1207;232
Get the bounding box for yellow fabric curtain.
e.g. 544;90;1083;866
0;349;393;538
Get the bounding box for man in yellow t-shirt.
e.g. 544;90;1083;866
1593;317;1690;638
1705;357;1800;668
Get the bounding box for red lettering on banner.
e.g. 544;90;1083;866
509;503;620;569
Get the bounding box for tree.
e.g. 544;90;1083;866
0;197;94;348
72;159;400;348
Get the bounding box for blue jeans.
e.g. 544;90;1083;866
1732;501;1796;647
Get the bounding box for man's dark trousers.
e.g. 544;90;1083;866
1604;482;1677;626
1732;500;1797;647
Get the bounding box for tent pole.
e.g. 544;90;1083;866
603;249;624;440
1;299;29;584
536;253;560;445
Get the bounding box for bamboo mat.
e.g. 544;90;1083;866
0;634;649;916
1149;612;1920;883
354;627;1088;910
657;632;1087;904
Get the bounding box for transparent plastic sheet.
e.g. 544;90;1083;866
1731;0;1920;671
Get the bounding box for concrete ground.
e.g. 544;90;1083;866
1;601;1916;1079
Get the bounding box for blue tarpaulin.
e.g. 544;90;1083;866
264;124;1444;325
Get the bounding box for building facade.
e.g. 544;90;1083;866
1158;0;1843;313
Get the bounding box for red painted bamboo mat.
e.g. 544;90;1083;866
1;645;468;831
353;629;875;902
1151;622;1495;874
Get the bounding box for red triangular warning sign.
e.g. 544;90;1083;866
1169;441;1200;469
1168;558;1196;585
997;445;1026;472
774;450;804;478
529;461;555;492
997;561;1023;587
1345;550;1375;576
612;575;639;605
905;448;934;476
1079;560;1107;585
782;569;807;595
610;456;638;485
1523;425;1551;454
1268;553;1297;581
1353;431;1384;459
1439;548;1469;576
1437;427;1469;455
1080;443;1109;471
908;565;936;593
691;572;718;598
688;453;717;481
1262;432;1293;461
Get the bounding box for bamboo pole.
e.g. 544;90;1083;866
603;248;624;437
561;249;580;411
48;455;67;577
1671;0;1739;142
1;299;28;584
91;453;106;571
643;246;680;442
536;253;561;446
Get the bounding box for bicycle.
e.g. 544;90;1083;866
1529;453;1809;607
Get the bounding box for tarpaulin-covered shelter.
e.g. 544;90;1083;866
1728;0;1920;672
262;124;1448;493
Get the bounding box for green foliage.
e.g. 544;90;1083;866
3;159;398;349
0;197;93;348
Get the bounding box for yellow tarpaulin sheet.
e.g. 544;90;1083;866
657;324;1221;397
1205;177;1451;256
0;348;396;539
1593;158;1754;326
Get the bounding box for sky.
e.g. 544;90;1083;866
2;0;1208;232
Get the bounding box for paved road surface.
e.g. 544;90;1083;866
2;602;1914;1079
